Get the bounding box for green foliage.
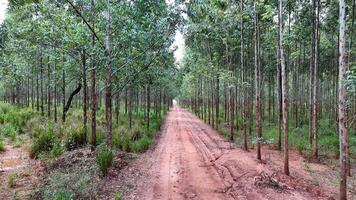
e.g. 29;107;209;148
115;192;122;200
30;127;59;159
130;125;143;141
0;136;5;151
54;191;73;200
40;166;96;200
1;123;17;141
8;173;17;188
130;135;151;153
64;126;87;151
96;144;114;176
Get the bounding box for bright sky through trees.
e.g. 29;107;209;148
0;0;8;23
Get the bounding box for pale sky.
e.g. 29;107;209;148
166;0;185;64
0;0;8;24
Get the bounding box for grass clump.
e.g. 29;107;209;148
115;192;122;200
39;167;96;199
30;127;59;159
96;144;114;176
130;135;151;153
0;136;5;151
1;123;17;141
8;173;17;188
64;126;87;151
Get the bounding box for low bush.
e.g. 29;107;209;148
115;192;122;200
0;136;5;151
8;173;17;188
96;144;114;176
1;123;17;141
64;126;87;151
130;135;151;153
113;127;131;151
130;125;143;141
30;128;58;159
39;168;96;200
54;191;73;200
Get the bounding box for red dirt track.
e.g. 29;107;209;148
130;107;339;200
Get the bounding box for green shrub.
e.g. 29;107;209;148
320;135;339;158
113;127;131;151
115;192;122;200
65;126;87;151
130;135;151;153
30;129;58;159
8;173;17;188
96;144;114;176
40;168;96;200
54;191;73;200
130;126;143;141
1;123;17;140
0;137;5;151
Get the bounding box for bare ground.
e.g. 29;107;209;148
112;107;355;200
0;143;43;199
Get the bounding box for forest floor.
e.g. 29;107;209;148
114;106;355;200
0;139;43;199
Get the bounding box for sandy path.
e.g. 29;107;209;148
0;143;42;199
130;107;336;200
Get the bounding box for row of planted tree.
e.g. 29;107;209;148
177;0;355;199
0;0;179;149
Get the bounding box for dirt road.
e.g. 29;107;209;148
126;107;338;200
0;143;42;199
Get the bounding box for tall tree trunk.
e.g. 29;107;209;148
105;0;113;147
229;86;234;141
147;84;150;130
82;50;88;140
338;0;348;198
278;0;289;176
47;56;51;118
40;50;44;116
90;0;97;150
309;0;316;146
62;59;66;123
241;28;248;149
254;0;262;160
312;0;320;159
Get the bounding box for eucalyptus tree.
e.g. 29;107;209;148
338;0;348;198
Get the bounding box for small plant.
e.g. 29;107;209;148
2;123;17;141
115;191;122;200
54;191;73;200
130;125;143;141
65;126;87;150
8;173;17;188
96;144;114;176
30;129;57;159
131;135;151;153
0;137;5;151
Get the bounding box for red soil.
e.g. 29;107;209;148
126;107;353;200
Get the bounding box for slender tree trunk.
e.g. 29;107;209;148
90;0;97;151
278;0;289;175
105;0;113;147
62;63;66;122
82;50;88;139
47;56;51;118
312;0;321;159
338;0;348;198
40;50;44;116
254;0;262;160
241;0;248;151
229;86;234;141
147;84;150;130
309;0;316;146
